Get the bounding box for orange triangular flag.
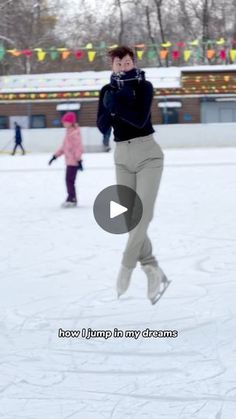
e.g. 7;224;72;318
62;51;71;60
207;49;216;59
8;49;22;57
160;50;168;59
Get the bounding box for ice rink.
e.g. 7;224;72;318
0;147;236;419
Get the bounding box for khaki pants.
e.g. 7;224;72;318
114;134;164;269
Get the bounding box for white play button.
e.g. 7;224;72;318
93;185;143;234
110;201;128;219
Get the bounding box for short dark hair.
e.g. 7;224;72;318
108;45;135;62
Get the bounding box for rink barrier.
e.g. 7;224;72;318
0;123;236;153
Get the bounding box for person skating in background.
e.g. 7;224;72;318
48;112;84;208
12;122;25;155
102;126;112;152
97;45;167;304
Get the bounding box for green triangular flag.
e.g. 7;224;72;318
0;44;6;60
50;49;60;60
147;49;157;60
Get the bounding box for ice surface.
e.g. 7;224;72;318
0;148;236;419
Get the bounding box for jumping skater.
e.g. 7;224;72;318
48;112;84;208
97;45;168;304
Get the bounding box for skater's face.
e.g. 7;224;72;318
112;54;135;73
63;122;72;128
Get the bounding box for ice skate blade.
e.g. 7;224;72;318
150;280;171;305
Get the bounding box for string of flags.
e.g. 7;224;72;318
1;40;236;63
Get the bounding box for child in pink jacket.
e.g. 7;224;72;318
48;112;84;208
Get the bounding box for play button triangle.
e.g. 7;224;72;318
110;201;128;219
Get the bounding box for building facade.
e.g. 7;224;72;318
1;65;236;130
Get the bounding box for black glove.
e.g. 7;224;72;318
103;86;135;115
48;155;56;165
77;160;83;171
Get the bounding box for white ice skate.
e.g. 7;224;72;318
142;265;169;304
116;265;133;298
61;201;77;208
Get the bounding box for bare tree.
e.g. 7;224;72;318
1;0;236;73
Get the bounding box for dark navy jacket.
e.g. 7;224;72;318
15;125;22;144
97;79;155;142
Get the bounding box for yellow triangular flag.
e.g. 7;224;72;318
161;41;172;48
85;43;93;49
230;49;236;61
37;50;46;61
184;50;192;61
88;50;96;62
216;38;225;45
109;44;118;49
137;50;144;60
190;39;199;46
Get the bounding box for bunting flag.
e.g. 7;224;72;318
109;44;119;49
62;51;71;60
176;42;186;47
147;49;157;60
135;44;145;48
160;50;168;60
172;50;181;60
161;41;172;48
0;45;5;60
216;38;225;45
207;49;216;59
184;50;192;62
23;49;33;57
137;50;144;60
8;49;22;57
88;50;96;62
50;50;60;60
230;50;236;61
36;49;47;61
220;49;227;60
1;40;236;64
75;50;85;60
190;40;199;46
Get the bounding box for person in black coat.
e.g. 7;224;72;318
12;122;25;155
96;45;168;304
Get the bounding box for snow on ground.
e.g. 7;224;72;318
0;148;236;419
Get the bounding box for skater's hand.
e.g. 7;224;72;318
48;155;56;165
77;160;83;171
103;87;135;116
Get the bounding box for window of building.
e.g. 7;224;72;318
0;116;9;129
158;101;182;124
30;115;47;128
161;108;179;124
201;99;236;123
